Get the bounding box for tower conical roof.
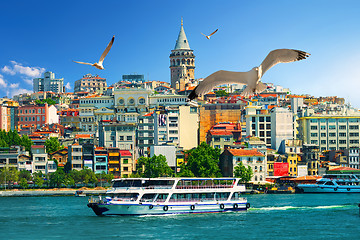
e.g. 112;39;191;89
174;19;190;50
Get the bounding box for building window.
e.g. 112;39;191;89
127;136;132;141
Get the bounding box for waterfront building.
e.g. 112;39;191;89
344;148;359;169
94;147;108;174
68;143;83;171
137;112;155;157
98;121;136;160
302;144;320;176
107;147;121;178
246;105;272;147
74;74;107;94
17;103;58;130
33;71;64;93
18;154;32;172
206;123;242;150
270;107;294;151
199;103;244;143
31;145;48;174
120;150;133;177
220;148;267;182
0;146;27;171
170;19;195;92
298;112;360;151
49;148;68;168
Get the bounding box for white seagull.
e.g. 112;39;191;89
73;35;115;70
188;49;310;100
201;29;218;39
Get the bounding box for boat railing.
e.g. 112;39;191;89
175;185;234;189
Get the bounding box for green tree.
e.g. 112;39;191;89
182;142;221;177
33;171;45;188
45;137;62;154
21;135;33;153
19;170;32;181
234;162;253;183
135;155;173;178
214;90;228;97
49;169;66;188
176;163;195;177
19;178;29;189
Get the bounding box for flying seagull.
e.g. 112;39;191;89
188;49;310;100
73;35;115;70
201;29;218;39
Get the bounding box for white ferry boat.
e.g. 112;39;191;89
297;173;360;193
87;178;250;216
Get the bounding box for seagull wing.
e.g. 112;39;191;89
201;32;207;37
188;70;248;100
209;29;218;36
99;35;115;64
73;61;93;66
259;49;310;77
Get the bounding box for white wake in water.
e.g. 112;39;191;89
251;205;349;211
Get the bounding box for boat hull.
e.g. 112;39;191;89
297;184;360;193
88;201;249;216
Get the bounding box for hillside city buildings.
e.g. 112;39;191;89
1;19;360;182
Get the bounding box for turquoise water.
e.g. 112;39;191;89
0;194;359;239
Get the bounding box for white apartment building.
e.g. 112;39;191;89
270;107;294;151
33;71;64;93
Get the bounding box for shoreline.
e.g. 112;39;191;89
0;189;106;197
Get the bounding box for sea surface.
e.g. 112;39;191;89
0;193;359;239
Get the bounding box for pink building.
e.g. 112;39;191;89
16;103;58;130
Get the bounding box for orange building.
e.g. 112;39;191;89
199;103;244;143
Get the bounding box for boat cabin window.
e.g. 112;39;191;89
107;193;139;201
112;179;175;188
140;193;156;202
324;181;334;185
169;193;215;202
176;179;235;189
112;180;142;188
215;192;230;201
231;192;242;200
154;194;168;202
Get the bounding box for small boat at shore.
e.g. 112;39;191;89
87;178;250;216
297;173;360;193
75;190;86;197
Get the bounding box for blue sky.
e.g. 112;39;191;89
1;0;360;107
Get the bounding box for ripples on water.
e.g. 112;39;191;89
0;194;359;239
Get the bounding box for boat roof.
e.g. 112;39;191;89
112;177;239;181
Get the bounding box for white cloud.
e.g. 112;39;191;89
23;78;33;85
2;61;45;78
1;66;16;75
11;88;32;97
65;82;71;90
9;83;19;88
0;74;7;88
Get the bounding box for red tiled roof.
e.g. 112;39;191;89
119;150;132;156
209;130;233;136
75;134;92;139
227;149;264;157
143;112;154;117
328;167;359;171
32;145;45;149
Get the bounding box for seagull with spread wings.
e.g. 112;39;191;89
73;35;115;70
188;49;310;100
201;29;218;39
